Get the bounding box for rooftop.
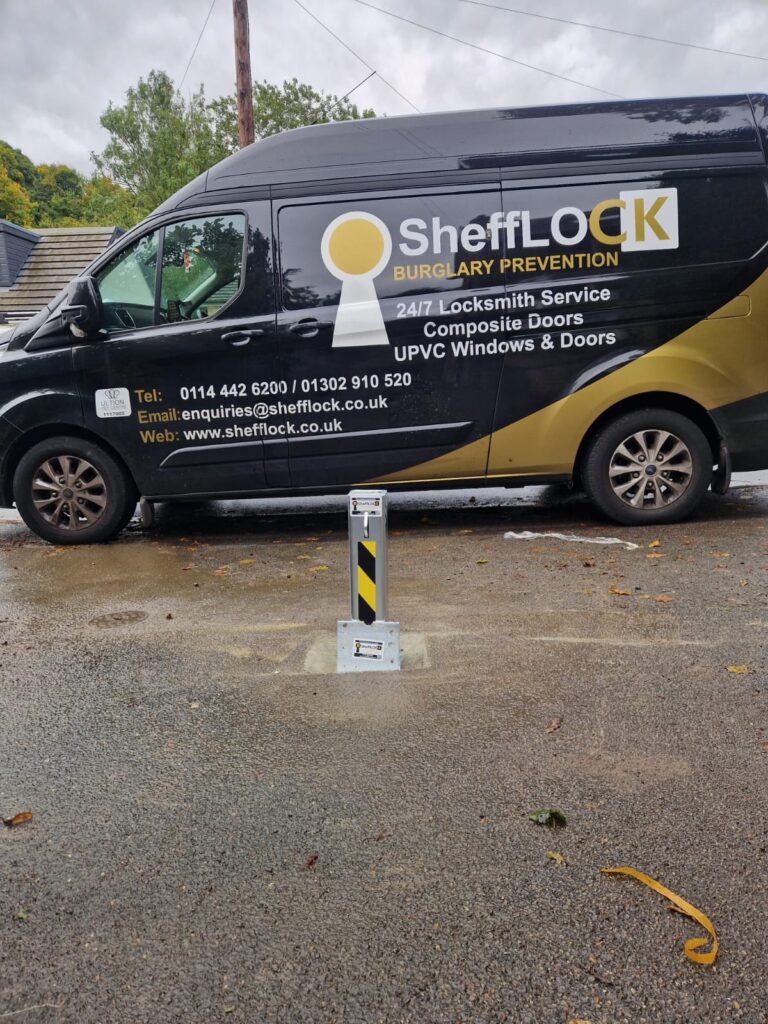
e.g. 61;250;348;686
0;225;123;324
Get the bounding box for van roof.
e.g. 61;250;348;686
157;93;768;211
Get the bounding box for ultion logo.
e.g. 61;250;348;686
321;211;392;348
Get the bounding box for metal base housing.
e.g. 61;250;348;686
336;620;401;672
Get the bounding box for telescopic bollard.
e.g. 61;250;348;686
336;489;401;672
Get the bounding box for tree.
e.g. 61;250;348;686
79;177;143;229
93;72;376;218
0;163;34;225
93;70;217;217
32;164;85;224
0;141;38;194
212;77;375;141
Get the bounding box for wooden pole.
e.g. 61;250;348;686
233;0;255;148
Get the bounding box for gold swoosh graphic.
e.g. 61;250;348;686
371;269;768;484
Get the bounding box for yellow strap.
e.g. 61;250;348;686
601;866;718;965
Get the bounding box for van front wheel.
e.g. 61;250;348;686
582;409;713;525
13;436;137;545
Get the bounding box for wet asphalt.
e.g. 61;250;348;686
1;483;767;1024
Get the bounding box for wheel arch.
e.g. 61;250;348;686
573;391;722;487
1;424;138;507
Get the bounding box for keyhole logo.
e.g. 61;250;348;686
321;211;392;347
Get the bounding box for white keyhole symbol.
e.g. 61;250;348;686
321;211;392;348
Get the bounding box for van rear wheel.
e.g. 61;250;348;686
13;436;137;545
582;408;713;525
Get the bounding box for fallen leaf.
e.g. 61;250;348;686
476;558;489;565
458;528;473;534
609;586;631;596
648;539;661;549
566;1018;592;1023
647;553;665;559
213;567;229;576
310;565;329;572
528;808;567;828
297;554;311;560
546;850;567;867
239;559;255;565
740;579;749;587
544;716;563;734
655;594;674;603
304;853;319;870
13;908;28;921
760;742;768;753
3;811;32;828
726;665;752;674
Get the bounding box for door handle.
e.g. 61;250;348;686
221;329;264;346
288;319;333;337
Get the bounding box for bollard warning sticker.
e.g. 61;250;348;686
353;637;385;661
350;496;382;516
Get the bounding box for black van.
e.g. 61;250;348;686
2;93;768;544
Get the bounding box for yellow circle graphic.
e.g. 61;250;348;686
328;217;385;276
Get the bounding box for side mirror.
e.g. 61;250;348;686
61;276;102;338
27;275;103;351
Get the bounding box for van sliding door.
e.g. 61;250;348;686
274;185;506;488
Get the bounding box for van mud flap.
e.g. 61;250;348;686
711;442;732;495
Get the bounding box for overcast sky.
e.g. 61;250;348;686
2;0;768;174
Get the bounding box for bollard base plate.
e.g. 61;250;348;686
336;620;401;673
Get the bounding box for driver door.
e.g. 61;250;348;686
75;204;280;499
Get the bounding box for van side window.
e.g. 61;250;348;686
94;214;246;333
159;214;246;323
96;231;160;332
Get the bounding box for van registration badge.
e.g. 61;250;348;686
95;388;132;419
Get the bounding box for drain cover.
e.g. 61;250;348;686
89;610;148;628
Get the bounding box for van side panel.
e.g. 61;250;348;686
367;166;768;484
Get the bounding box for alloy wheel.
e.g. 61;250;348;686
608;429;693;510
31;454;108;531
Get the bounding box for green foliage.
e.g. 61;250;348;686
209;77;375;148
92;72;376;218
0;71;376;231
0;163;35;225
0;141;38;193
0;143;144;229
92;70;230;218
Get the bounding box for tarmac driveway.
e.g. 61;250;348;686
1;485;767;1023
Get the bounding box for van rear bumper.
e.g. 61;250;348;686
712;391;768;472
0;416;21;508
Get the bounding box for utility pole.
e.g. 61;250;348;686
232;0;255;148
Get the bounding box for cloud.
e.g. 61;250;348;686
2;0;768;173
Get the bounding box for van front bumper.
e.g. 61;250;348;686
0;416;21;508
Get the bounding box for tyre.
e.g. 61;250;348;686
13;436;138;545
582;408;713;526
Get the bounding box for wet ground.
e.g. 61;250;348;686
1;482;767;1023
